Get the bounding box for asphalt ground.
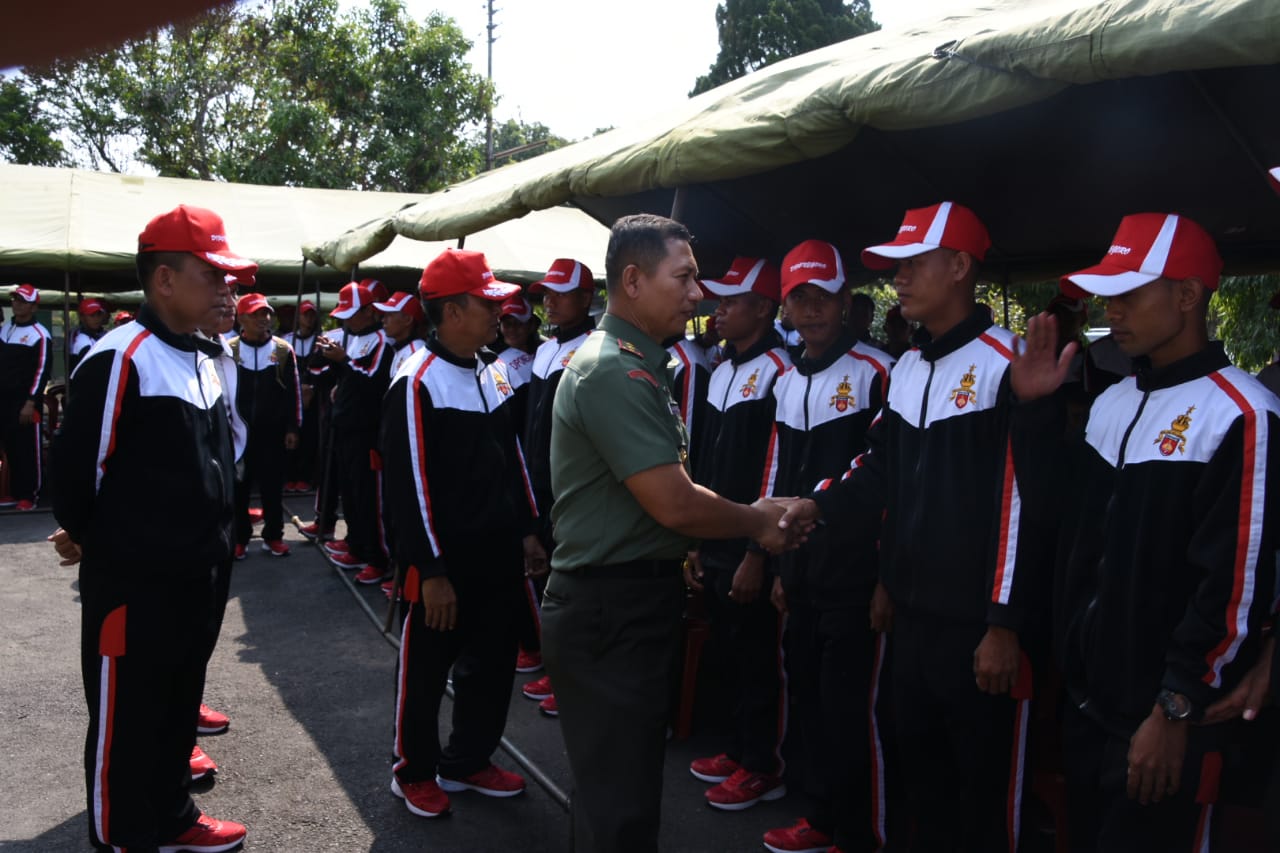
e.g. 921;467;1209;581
1;497;802;852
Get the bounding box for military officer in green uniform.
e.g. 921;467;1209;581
541;213;798;853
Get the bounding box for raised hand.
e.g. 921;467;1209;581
1010;311;1077;402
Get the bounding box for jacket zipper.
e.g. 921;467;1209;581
1116;391;1151;468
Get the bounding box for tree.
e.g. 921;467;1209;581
490;118;568;166
1210;275;1280;372
23;0;493;192
0;77;67;167
692;0;878;96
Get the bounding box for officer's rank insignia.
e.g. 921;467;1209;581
740;369;760;399
627;368;659;389
493;369;512;397
1155;405;1195;456
829;375;854;412
618;339;644;359
949;365;978;409
560;348;578;367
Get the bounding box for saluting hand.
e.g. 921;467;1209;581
1010;312;1077;402
421;575;458;631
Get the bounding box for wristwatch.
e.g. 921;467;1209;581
1156;688;1194;721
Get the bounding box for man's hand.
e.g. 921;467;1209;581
730;551;765;604
318;337;347;363
973;625;1021;695
47;528;82;567
1204;636;1273;724
1010;312;1077;402
683;550;704;591
769;575;788;614
420;576;458;631
522;534;549;578
777;496;821;537
750;498;790;553
1127;706;1188;804
284;432;299;451
18;400;37;426
869;581;894;633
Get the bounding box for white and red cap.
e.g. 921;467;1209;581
501;294;534;322
359;278;389;304
780;240;845;299
701;256;781;301
375;291;425;323
529;258;595;294
1061;213;1223;298
330;281;377;319
1269;166;1280;196
236;293;272;315
225;272;255;288
861;201;991;270
12;283;38;303
137;204;258;277
299;299;317;314
78;297;105;315
419;249;521;302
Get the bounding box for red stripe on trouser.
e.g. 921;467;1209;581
1006;652;1033;853
868;633;888;848
93;606;127;846
32;419;41;498
392;566;420;774
523;577;542;630
1193;751;1223;852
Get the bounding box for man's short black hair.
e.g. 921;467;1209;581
135;251;191;295
605;214;693;294
424;293;469;328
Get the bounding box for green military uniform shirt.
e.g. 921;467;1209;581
550;313;693;570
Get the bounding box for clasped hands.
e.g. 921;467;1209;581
749;496;819;554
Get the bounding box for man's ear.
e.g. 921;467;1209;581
1175;277;1207;314
952;250;976;284
622;264;642;299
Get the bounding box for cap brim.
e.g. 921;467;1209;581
781;278;844;300
470;282;522;302
528;280;586;294
199;250;258;274
860;241;937;270
373;301;404;313
1060;264;1161;298
700;279;754;297
330;304;361;319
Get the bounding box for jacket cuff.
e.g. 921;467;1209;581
986;601;1025;633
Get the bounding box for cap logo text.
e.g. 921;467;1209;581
789;261;828;272
1108;245;1131;256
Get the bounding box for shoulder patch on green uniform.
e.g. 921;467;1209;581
627;368;660;388
618;339;644;358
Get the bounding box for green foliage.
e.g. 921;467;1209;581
0;77;67;167
692;0;878;95
491;118;568;165
23;0;494;192
1210;275;1280;373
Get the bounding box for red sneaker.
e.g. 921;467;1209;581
354;565;387;584
538;695;558;717
247;507;263;523
15;499;35;511
763;818;832;853
690;753;740;783
197;704;230;735
705;768;786;811
322;539;350;555
329;550;368;570
295;481;312;491
297;521;332;540
233;545;246;561
437;764;525;798
516;648;543;673
260;540;291;557
190;746;218;781
521;675;553;700
158;813;246;853
381;579;396;599
0;496;16;508
391;776;450;818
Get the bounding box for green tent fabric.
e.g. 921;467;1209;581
308;0;1280;282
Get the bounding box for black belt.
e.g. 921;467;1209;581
575;559;682;580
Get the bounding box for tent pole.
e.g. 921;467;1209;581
62;271;72;389
293;258;307;338
457;236;466;249
669;187;687;223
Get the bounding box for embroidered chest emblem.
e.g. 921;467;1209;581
829;375;854;412
740;369;760;399
950;364;978;409
359;341;373;357
268;349;279;364
1155;405;1195;456
560;348;578;368
493;369;512;397
19;334;30;344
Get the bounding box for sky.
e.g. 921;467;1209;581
408;0;973;141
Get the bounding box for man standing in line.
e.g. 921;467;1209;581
69;296;110;375
283;299;322;493
0;283;51;511
541;214;797;853
50;204;253;853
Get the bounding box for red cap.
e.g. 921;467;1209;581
78;297;106;315
1061;213;1223;298
113;311;134;324
225;271;255;289
137;205;258;276
375;291;425;323
12;283;38;303
861;201;991;270
299;299;317;315
780;240;845;299
331;282;377;319
529;258;594;294
701;257;781;301
1269;166;1280;196
501;294;534;322
419;249;521;302
359;278;389;303
236;293;272;315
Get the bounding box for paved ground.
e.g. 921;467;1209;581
0;498;801;852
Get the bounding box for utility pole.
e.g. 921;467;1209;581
485;0;497;171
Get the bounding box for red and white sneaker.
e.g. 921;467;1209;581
538;695;558;717
296;521;332;540
233;545;247;561
158;814;247;853
190;746;218;781
0;496;16;508
197;704;230;735
521;675;553;700
705;768;786;811
391;776;450;818
690;753;740;783
381;579;396;598
763;818;833;853
261;540;291;557
322;539;350;555
437;764;526;798
354;565;387;584
516;649;543;673
15;499;35;511
247;507;263;524
329;551;367;570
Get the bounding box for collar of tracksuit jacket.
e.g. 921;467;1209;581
552;316;595;343
1131;341;1230;392
137;302;200;353
910;305;994;362
719;329;784;367
793;329;858;376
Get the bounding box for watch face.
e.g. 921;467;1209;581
1161;690;1192;719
